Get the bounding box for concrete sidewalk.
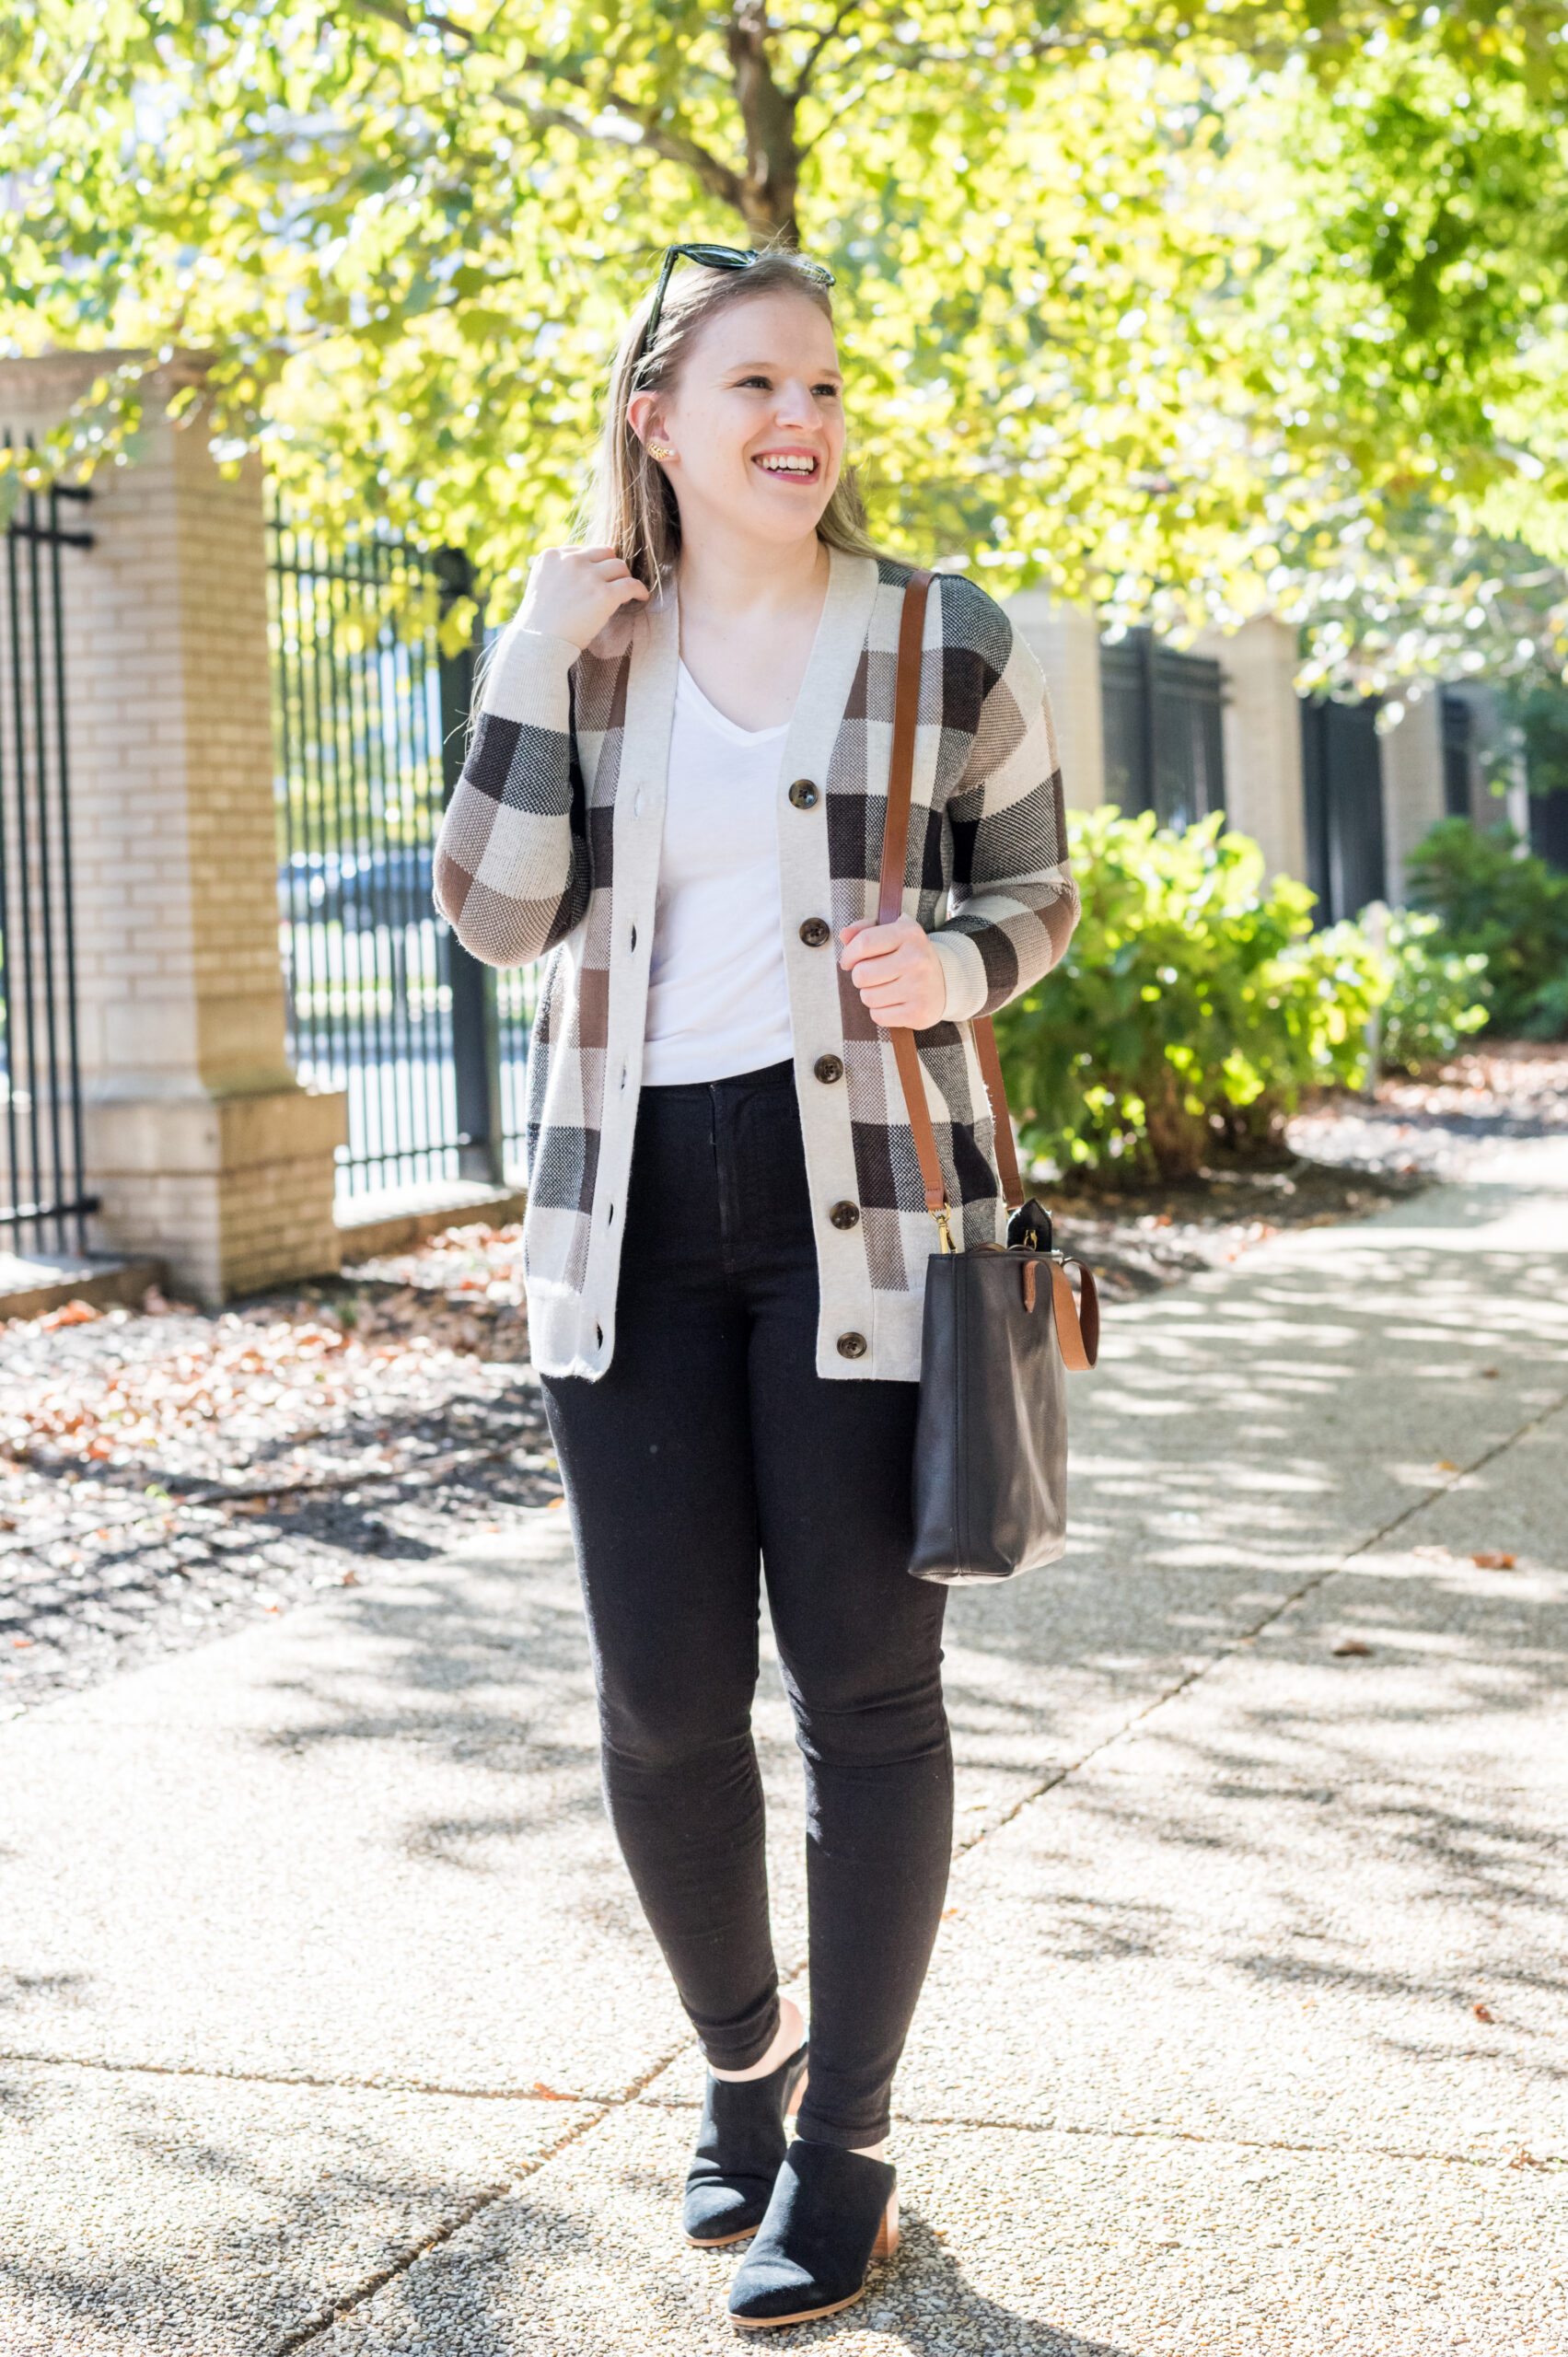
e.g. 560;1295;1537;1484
2;1151;1565;2356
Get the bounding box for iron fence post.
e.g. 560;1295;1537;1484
0;444;97;1256
436;549;504;1187
1137;626;1160;826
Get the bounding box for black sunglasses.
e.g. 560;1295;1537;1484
637;244;836;377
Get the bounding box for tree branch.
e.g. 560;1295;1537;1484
348;0;591;92
726;0;803;241
346;0;749;214
785;0;866;104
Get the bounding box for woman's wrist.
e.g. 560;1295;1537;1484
926;931;987;1026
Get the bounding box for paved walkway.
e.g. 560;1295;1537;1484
3;1147;1566;2355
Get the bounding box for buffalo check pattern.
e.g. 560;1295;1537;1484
434;549;1079;1383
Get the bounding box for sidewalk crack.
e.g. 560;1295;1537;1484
880;2107;1563;2173
261;2036;697;2353
268;2118;598;2357
0;2048;608;2104
954;1383;1568;1861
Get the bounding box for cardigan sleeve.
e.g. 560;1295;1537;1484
927;581;1080;1024
432;623;590;969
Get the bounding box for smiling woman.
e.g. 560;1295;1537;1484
431;243;1078;2328
588;249;879;614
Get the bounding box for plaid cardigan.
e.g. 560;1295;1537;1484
434;550;1079;1382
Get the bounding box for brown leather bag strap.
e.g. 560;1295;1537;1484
972;1012;1024;1212
877;570;933;929
1050;1255;1100;1370
879;570;948;1220
880;569;1025;1223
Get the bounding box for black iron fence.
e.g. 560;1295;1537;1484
1441;689;1475;820
1099;629;1226;832
269;507;536;1204
1300;695;1387;922
0;452;95;1257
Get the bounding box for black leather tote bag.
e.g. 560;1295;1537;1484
882;572;1099;1585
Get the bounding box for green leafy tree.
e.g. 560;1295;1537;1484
3;0;1567;634
1211;31;1568;689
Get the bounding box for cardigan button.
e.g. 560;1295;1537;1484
813;1053;843;1085
798;916;830;948
836;1331;868;1360
788;778;819;810
829;1201;861;1230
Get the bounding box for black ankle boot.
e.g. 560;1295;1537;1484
726;2139;899;2328
683;2042;809;2247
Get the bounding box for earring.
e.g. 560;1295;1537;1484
646;442;676;461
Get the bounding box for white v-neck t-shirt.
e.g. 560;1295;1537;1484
641;663;796;1087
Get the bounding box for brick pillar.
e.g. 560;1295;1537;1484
1004;595;1106;808
1380;689;1445;908
0;352;346;1302
1195;615;1309;883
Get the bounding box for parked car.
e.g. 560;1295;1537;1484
278;845;436;931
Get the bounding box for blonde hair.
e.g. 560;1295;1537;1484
581;252;882;592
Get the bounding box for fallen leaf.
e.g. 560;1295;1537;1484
1332;1639;1373;1656
1480;1367;1500;1379
546;1496;566;1511
1472;2003;1494;2024
340;1569;359;1586
528;2082;571;2100
39;1300;100;1330
941;1907;965;1921
1471;1550;1516;1570
1435;1459;1459;1473
12;1636;31;1649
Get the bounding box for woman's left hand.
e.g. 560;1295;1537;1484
839;916;947;1030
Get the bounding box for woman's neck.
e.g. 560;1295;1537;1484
675;531;831;733
675;528;829;633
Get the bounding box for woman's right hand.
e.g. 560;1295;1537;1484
516;545;650;651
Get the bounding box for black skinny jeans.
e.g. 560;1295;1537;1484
541;1059;953;2150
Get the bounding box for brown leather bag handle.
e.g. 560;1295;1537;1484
879;573;1097;1369
1050;1256;1099;1372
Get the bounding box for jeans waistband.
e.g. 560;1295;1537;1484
639;1057;796;1103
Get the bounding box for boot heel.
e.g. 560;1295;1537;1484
873;2190;899;2259
727;2143;899;2328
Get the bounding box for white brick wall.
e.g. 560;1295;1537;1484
1196;616;1309;885
0;351;346;1300
1380;691;1446;908
1004;595;1107;810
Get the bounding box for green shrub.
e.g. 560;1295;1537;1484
993;807;1384;1180
1363;911;1490;1073
1404;816;1568;1039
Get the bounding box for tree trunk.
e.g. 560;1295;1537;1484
727;0;801;246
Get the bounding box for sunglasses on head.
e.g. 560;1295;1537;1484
637;244;836;375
